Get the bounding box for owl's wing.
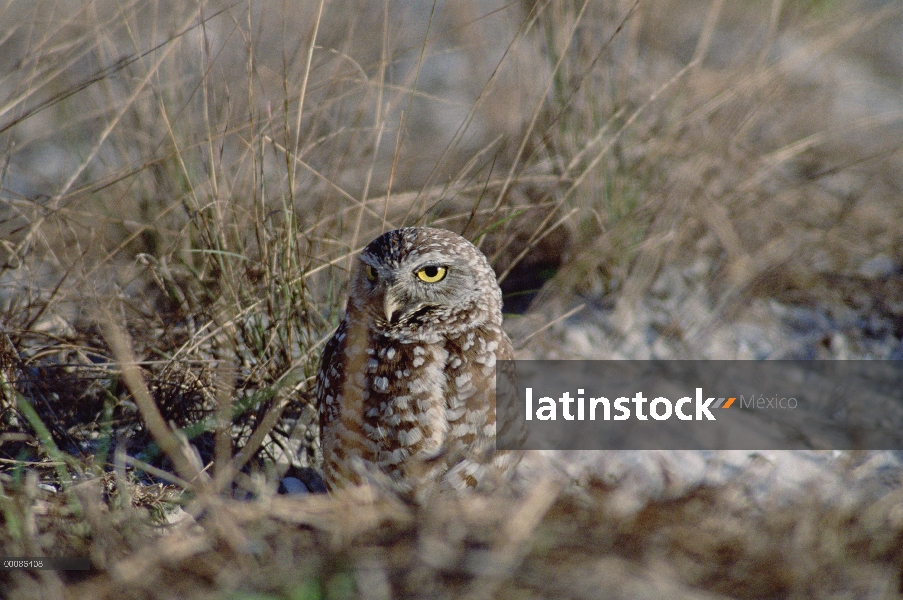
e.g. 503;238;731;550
316;319;347;434
442;325;514;448
439;326;520;490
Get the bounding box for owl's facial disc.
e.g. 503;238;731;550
356;237;486;332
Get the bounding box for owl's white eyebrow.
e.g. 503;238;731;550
413;260;447;269
410;251;451;265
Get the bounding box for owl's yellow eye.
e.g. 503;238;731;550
365;265;378;282
416;265;447;283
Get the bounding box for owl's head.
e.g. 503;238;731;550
347;227;502;337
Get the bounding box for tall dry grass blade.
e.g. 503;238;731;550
496;207;578;283
490;0;593;220
53;5;205;204
462;477;563;600
413;1;544;205
102;320;206;488
291;0;326;164
514;303;585;349
216;395;290;494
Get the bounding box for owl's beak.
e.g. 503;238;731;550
383;289;403;324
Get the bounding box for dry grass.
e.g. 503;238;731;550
1;0;902;597
6;474;903;599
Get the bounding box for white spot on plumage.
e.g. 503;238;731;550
409;376;440;395
380;448;408;466
450;422;472;438
447;394;465;409
446;406;466;421
462;333;475;351
397;428;423;446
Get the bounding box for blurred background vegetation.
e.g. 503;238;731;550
1;0;902;597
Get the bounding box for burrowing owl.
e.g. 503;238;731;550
317;227;515;495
